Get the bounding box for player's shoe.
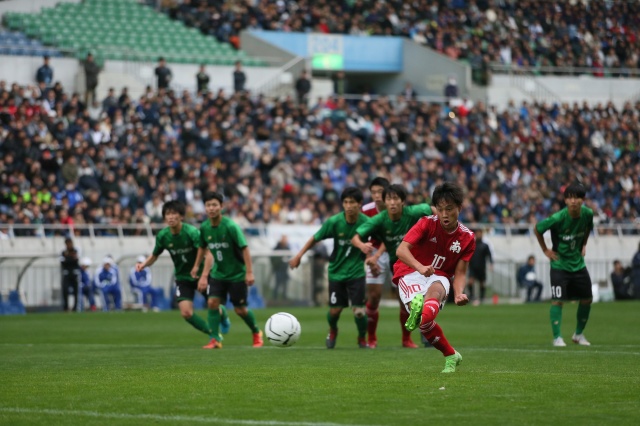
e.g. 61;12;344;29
326;328;338;349
572;333;591;346
357;337;369;348
553;337;567;347
367;336;377;349
402;338;419;349
220;314;231;335
441;351;462;373
202;338;222;349
252;330;264;348
405;293;424;332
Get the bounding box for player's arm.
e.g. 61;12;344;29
452;259;470;306
197;251;213;292
351;233;374;255
191;247;207;279
289;236;317;270
533;226;558;261
581;232;590;257
365;242;386;270
396;241;433;277
136;254;158;272
242;245;255;286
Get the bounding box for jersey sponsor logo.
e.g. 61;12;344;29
337;239;351;246
208;242;230;250
387;234;405;242
430;237;437;243
169;247;193;255
449;240;461;253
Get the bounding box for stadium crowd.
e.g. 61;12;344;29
164;0;640;79
1;74;639;238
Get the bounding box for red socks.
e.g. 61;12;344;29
366;302;379;340
419;298;454;356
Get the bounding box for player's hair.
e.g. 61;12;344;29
369;177;390;190
431;182;464;208
162;200;185;218
563;183;586;199
341;187;363;203
383;184;407;202
203;191;224;204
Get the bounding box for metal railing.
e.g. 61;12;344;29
490;63;640;78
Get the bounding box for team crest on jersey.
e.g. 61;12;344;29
208;236;211;240
449;240;461;253
169;244;173;248
338;233;344;237
430;237;437;243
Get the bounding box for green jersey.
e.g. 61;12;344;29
200;216;248;282
355;204;433;266
153;223;201;281
314;212;370;282
536;206;594;272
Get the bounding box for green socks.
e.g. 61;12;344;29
241;309;260;333
207;307;221;340
327;311;339;330
550;304;563;338
576;303;591;334
354;314;368;338
186;313;212;336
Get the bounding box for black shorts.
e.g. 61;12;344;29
208;278;248;307
550;268;593;301
328;277;366;308
468;268;486;282
175;280;202;302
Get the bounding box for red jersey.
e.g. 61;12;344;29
361;201;382;248
392;216;476;283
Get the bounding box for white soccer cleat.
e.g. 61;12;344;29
553;337;567;347
572;333;591;346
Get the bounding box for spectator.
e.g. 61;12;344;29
35;55;53;87
59;237;80;312
295;69;311;106
129;255;165;312
610;260;633;301
270;235;291;300
83;53;101;106
79;256;97;311
632;243;640;299
467;229;493;305
196;64;210;94
154;57;172;90
94;255;122;311
233;60;246;93
332;71;346;96
517;255;544;302
402;82;417;100
444;76;458;99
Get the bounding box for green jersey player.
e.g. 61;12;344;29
137;200;227;344
352;184;434;348
289;187;370;349
192;191;263;349
534;183;594;347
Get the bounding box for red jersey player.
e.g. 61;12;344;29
361;177;390;348
394;182;475;373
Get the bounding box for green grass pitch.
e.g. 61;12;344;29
1;302;639;425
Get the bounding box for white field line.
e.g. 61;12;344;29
0;407;381;426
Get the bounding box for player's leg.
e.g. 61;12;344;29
72;270;81;312
327;281;347;349
229;281;262;347
61;274;70;311
394;285;418;348
365;253;384;347
478;278;486;305
175;280;213;341
571;268;593;346
348;278;368;348
549;269;567;346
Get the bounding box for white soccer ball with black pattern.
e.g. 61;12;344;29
265;312;301;347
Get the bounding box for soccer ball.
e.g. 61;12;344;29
265;312;301;347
